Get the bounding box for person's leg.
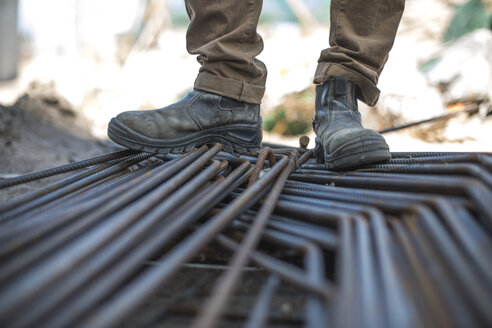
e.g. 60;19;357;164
186;0;266;104
313;0;404;169
315;0;405;106
108;0;265;153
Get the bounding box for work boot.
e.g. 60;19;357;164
313;77;391;169
107;90;262;153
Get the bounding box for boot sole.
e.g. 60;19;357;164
322;136;391;170
108;117;262;154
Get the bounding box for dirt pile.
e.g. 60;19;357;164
0;82;113;184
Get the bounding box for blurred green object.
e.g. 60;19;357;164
443;0;492;42
264;87;314;136
264;107;286;132
260;0;331;25
263;106;311;136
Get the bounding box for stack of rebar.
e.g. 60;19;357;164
0;144;491;328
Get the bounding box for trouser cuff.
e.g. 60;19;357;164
194;72;265;104
313;62;380;106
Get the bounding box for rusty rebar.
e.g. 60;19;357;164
0;146;490;328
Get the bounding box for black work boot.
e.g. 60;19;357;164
107;90;262;153
313;77;391;169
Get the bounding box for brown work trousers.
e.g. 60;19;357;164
185;0;405;106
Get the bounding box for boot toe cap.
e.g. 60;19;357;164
324;127;387;153
321;127;391;169
115;111;160;138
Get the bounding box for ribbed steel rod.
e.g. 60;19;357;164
43;161;251;328
0;149;138;189
0;146;222;324
0;145;490;328
0;152;153;221
193;155;293;328
9;160;227;328
80;156;290;328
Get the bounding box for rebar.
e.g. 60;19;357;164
0;144;490;328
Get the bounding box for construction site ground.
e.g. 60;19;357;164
0;1;491;325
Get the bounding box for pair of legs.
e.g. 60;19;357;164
108;0;405;169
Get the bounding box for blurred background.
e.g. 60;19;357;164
0;0;491;174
